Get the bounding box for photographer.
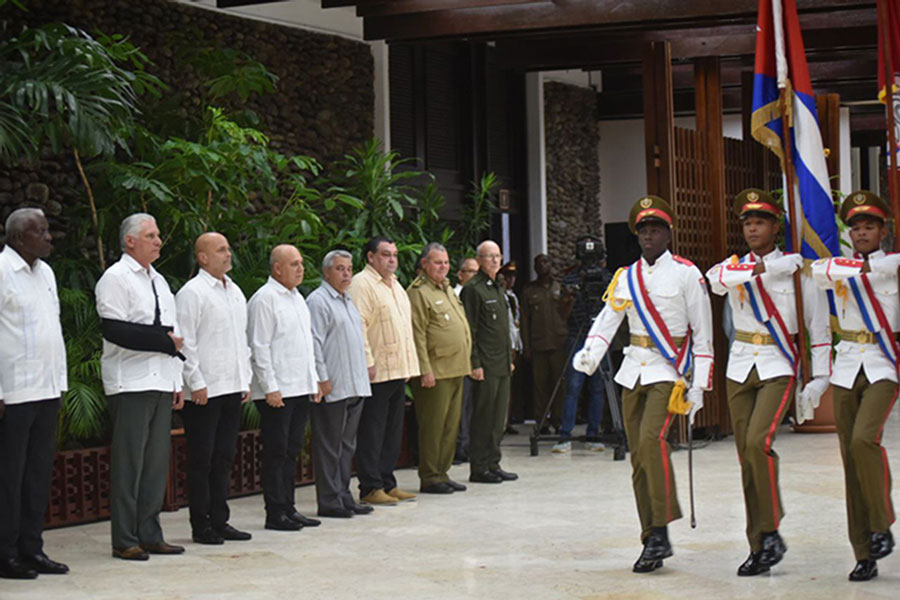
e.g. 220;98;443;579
552;238;612;454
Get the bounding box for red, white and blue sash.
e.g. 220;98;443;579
739;255;799;371
626;261;693;377
847;274;900;371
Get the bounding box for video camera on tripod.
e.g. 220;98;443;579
529;235;628;460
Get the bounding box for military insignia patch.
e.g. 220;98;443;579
640;197;653;208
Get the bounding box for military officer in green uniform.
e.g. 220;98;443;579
812;191;898;582
461;240;518;484
408;243;473;494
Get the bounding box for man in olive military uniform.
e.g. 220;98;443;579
521;254;569;429
707;189;831;577
408;243;473;494
461;240;518;484
574;196;713;573
812;191;898;582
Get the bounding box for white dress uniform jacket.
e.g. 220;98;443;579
247;276;318;400
0;245;67;404
706;248;831;383
95;253;183;395
812;250;899;388
579;251;714;391
175;269;252;399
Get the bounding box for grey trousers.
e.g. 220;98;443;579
311;397;364;512
108;390;172;549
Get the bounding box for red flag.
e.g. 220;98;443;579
878;0;900;102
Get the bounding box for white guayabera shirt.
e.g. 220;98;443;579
0;245;67;404
247;276;318;400
176;268;252;399
95;253;183;395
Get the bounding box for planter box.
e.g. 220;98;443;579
47;403;415;528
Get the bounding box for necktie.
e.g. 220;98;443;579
150;277;161;326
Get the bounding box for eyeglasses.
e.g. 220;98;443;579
478;254;502;260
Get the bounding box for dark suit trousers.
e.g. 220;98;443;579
0;398;59;560
181;393;243;532
311;397;364;511
256;395;310;518
356;379;405;497
108;391;172;549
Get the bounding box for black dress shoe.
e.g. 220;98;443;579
469;470;503;483
140;542;185;555
632;557;663;573
849;558;878;581
216;524;252;541
22;552;68;575
318;507;353;518
265;514;302;531
446;480;467;492
346;502;374;515
641;528;673;561
491;467;518;481
453;452;468;465
0;557;38;579
758;531;786;567
288;511;321;528
737;552;770;576
420;482;455;494
192;528;224;545
870;530;894;560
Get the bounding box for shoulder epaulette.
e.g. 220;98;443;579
673;255;695;267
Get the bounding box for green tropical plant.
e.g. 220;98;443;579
460;171;498;254
0;21;163;269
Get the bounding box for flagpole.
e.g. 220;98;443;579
879;0;900;249
778;87;811;385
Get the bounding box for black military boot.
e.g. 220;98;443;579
848;559;878;582
737;551;770;576
758;530;787;567
869;530;894;560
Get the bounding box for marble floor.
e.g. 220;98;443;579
3;413;900;600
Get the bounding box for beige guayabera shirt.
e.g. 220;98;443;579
349;264;420;384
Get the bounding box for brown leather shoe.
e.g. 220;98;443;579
112;546;149;561
140;542;185;555
386;487;417;501
360;489;398;505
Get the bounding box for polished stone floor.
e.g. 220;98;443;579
3;413;899;600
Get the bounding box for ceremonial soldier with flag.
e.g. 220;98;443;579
706;189;831;577
573;196;713;574
812;191;897;582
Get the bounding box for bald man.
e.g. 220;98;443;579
247;245;321;531
460;240;517;483
175;233;252;545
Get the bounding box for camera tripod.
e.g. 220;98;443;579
528;316;627;461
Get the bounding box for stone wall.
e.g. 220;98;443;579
544;81;601;270
0;0;374;240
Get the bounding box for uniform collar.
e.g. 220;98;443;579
749;247;782;262
1;244;35;272
424;275;450;290
640;249;671;268
855;249;886;260
476;269;501;285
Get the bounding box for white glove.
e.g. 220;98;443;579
797;376;829;424
687;387;704;427
765;254;804;276
573;348;600;375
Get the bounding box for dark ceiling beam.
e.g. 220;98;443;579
492;25;876;70
356;0;551;18
359;0;872;42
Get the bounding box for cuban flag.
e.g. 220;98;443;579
751;0;839;260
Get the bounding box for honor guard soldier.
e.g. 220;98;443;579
812;191;898;582
574;196;714;573
706;189;831;576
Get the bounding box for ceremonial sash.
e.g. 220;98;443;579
847;274;900;370
625;261;693;377
738;255;798;371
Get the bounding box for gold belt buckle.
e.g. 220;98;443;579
752;333;763;345
640;336;650;348
857;331;869;344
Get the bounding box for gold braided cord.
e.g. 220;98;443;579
602;267;632;312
